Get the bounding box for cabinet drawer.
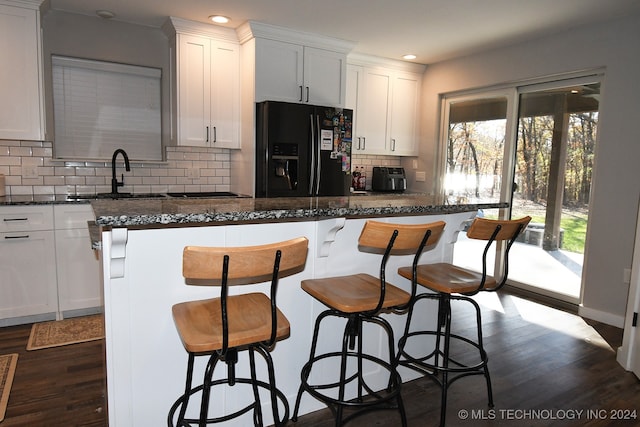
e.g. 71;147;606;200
0;205;54;232
54;204;95;230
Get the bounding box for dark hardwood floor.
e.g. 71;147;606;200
0;322;107;426
1;291;639;426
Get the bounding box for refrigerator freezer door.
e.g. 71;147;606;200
256;101;313;197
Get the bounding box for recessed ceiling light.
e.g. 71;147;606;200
209;15;230;24
96;10;115;19
403;54;417;60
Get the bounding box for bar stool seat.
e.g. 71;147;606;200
395;216;530;427
301;273;412;313
292;220;445;426
168;237;309;427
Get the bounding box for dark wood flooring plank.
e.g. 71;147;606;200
1;291;638;426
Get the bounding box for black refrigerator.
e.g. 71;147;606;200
255;101;353;198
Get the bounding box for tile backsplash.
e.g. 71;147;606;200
0;140;231;196
0;139;402;196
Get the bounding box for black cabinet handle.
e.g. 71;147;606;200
3;218;28;221
4;235;29;239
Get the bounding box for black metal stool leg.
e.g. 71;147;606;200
177;353;195;426
292;309;332;421
436;295;451;427
199;353;220;427
464;295;494;407
248;348;264;426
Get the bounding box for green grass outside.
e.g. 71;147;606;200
511;214;588;254
485;211;588;254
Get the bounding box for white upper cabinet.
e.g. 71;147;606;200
239;21;354;108
346;56;425;157
389;71;421;156
0;0;44;141
303;46;346;107
254;38;303;103
163;17;240;148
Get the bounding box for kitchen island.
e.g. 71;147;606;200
94;194;505;426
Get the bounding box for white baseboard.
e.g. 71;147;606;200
578;304;625;328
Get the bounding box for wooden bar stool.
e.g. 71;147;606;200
395;216;531;426
292;220;445;426
168;237;309;427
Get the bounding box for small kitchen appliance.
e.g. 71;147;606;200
372;167;406;192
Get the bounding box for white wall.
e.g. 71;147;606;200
412;13;640;325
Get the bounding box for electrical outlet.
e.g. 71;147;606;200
415;171;426;182
412;159;418;169
623;268;632;284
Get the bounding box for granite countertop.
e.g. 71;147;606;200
0;194;82;205
0;193;507;229
89;193;507;228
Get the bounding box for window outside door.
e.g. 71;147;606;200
443;76;601;304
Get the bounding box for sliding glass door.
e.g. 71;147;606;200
443;76;601;303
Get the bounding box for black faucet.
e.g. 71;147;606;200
111;149;131;194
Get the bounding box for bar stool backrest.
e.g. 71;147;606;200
358;220;446;314
466;216;531;242
182;236;309;285
358;220;446;255
465;216;531;293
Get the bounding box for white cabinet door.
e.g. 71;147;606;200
360;69;391;154
177;34;211;146
55;228;101;312
54;204;101;313
303;47;346;107
0;230;57;319
345;64;362;137
210;40;240;148
389;72;421;156
255;38;304;103
255;38;346;107
176;33;240;148
0;2;44;141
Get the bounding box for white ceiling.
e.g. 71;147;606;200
46;0;640;64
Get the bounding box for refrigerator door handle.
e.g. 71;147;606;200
309;114;315;195
315;114;321;195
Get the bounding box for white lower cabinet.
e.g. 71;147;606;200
0;205;57;322
54;204;101;313
0;204;100;325
0;229;57;320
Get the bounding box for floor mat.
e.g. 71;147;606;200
26;315;104;351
